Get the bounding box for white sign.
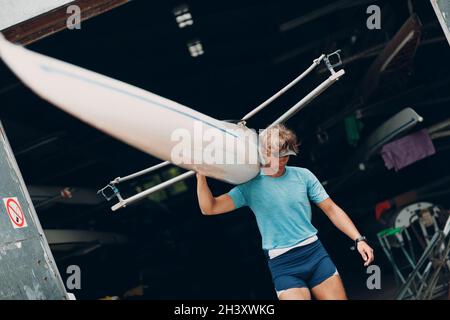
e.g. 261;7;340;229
3;197;28;229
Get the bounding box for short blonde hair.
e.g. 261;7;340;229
260;124;300;156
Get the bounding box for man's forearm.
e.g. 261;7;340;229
196;175;216;214
326;203;361;241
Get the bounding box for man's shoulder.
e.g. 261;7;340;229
287;166;310;175
234;172;261;189
287;166;317;183
245;172;263;186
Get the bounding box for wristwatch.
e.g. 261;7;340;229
350;236;367;251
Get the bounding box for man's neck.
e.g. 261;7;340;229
267;166;286;178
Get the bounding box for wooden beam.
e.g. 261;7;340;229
2;0;131;45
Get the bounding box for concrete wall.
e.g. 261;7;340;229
0;122;68;300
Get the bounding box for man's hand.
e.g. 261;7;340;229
196;173;205;179
357;241;374;266
317;198;375;267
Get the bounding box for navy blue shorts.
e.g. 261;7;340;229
266;240;338;293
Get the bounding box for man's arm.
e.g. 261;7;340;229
196;173;236;215
317;198;374;266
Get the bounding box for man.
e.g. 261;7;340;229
196;124;374;300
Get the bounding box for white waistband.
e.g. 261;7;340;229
268;235;318;259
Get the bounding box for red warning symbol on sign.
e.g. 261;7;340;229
3;197;28;229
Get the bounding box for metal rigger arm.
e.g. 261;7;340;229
98;50;346;211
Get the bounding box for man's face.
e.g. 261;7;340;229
262;154;289;176
278;155;290;167
268;154;289;167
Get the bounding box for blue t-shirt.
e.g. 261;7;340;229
227;166;329;250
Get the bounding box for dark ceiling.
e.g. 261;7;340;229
1;0;450;299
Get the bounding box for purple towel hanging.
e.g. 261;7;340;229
381;129;436;171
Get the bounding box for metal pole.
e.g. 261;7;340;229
270;69;345;126
111;170;196;211
422;235;450;299
396;232;442;300
112;160;171;184
241;54;326;121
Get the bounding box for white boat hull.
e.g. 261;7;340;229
0;35;260;184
